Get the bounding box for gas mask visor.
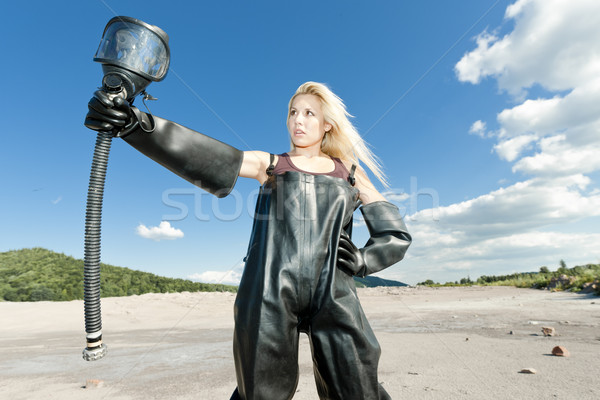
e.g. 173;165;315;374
94;16;170;99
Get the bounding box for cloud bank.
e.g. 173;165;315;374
384;0;600;284
189;268;243;286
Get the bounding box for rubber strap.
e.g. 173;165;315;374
266;153;275;176
348;164;357;186
118;107;154;138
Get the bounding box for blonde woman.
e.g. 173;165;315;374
85;81;411;399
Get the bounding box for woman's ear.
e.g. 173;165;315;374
324;122;332;133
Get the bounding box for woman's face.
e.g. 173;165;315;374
287;94;332;150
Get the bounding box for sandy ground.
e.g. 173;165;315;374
1;286;599;399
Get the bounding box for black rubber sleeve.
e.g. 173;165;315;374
123;112;244;198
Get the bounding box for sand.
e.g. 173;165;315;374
1;286;599;399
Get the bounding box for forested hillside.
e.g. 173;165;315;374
0;248;237;302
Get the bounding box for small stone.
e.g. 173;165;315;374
509;331;514;335
465;337;469;341
552;346;570;357
528;321;539;325
541;327;555;336
519;368;537;374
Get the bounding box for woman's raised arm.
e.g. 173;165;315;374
239;151;272;184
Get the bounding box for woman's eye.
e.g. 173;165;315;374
307;110;314;116
290;110;296;116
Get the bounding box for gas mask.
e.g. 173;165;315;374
93;16;170;101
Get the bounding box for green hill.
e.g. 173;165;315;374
0;248;237;302
354;275;408;288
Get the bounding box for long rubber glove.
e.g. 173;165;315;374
122;111;243;198
84;90;243;198
337;201;411;277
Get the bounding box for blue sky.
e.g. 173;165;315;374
2;0;599;285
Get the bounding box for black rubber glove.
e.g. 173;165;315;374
336;201;411;277
337;231;367;277
84;90;137;136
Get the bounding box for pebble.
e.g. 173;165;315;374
519;368;537;374
552;346;570;357
541;327;556;337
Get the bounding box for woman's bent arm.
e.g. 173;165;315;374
353;165;387;205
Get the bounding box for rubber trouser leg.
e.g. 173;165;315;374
229;388;242;399
233;297;300;399
309;275;391;399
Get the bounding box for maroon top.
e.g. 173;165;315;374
272;153;352;181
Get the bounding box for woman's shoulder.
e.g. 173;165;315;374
334;157;355;173
243;150;270;166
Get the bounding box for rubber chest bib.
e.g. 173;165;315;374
238;171;359;318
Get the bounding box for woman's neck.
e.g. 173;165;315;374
289;145;326;159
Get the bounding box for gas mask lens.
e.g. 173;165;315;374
94;18;169;81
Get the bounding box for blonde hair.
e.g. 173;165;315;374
288;81;388;187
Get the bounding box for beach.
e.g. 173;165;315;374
1;286;598;399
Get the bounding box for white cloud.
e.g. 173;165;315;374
189;268;243;286
454;31;500;86
493;134;537;161
136;221;184;241
398;174;600;282
468;120;488;138
384;191;410;203
455;0;600;95
353;214;366;228
51;196;62;205
386;0;600;285
513;133;600;176
383;229;600;285
456;0;600;179
489;79;600;173
407;175;600;241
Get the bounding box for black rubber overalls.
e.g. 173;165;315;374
232;168;391;400
117;114;395;399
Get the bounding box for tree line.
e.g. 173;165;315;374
418;260;600;294
0;248;237;302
